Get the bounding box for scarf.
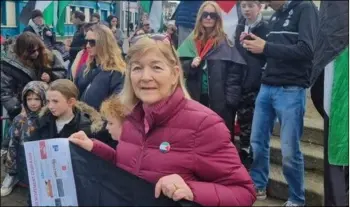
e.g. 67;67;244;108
195;38;215;59
244;13;263;33
28;19;44;40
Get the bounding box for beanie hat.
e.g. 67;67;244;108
31;9;43;19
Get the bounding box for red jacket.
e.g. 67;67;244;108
92;88;256;206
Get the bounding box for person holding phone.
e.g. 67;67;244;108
242;1;319;205
233;1;269;170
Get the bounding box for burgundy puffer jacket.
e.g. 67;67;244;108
91;88;256;206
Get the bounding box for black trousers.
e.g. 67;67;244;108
236;90;259;149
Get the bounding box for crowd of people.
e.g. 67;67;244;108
0;0;335;206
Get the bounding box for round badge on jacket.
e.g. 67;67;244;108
159;142;171;153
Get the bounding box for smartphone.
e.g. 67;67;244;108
243;35;254;41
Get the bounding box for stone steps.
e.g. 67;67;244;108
254;197;285;206
267;163;324;206
270;136;324;173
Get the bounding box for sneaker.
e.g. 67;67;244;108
256;188;267;200
283;201;304;207
1;174;19;197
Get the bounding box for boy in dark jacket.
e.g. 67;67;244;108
1;81;48;197
233;1;269;169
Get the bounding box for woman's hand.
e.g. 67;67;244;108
191;57;201;68
41;72;51;83
68;131;94;152
155;174;194;202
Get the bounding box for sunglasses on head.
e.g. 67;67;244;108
201;11;219;20
129;33;178;64
85;39;96;47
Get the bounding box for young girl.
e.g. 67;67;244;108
99;95;125;141
28;79;104;141
1;81;48;197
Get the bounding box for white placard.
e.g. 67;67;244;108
24;138;78;206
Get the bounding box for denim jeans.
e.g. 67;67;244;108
250;84;306;205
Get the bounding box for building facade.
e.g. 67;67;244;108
1;0;120;37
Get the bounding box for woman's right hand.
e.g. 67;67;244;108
68;131;94;152
191;57;201;68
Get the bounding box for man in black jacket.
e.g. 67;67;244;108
65;11;86;78
242;0;319;206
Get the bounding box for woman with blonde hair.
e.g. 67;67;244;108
75;24;126;110
69;34;256;206
178;1;244;135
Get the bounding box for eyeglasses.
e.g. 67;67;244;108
85;39;96;47
129;33;178;64
201;11;219;20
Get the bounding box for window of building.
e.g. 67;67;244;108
79;7;84;12
101;10;108;22
70;6;76;12
1;1;6;26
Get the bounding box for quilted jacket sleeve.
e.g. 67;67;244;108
0;70;21;119
186;114;256;206
225;62;242;108
50;53;67;80
91;139;116;164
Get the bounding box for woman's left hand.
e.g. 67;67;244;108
155;174;194;202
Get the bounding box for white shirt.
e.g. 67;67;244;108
56;116;74;133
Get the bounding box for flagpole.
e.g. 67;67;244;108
127;0;130;37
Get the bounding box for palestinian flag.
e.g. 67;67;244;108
140;1;163;32
312;1;349;205
19;0;71;36
177;1;240;59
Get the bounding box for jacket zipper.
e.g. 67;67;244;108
135;141;145;176
205;61;211;108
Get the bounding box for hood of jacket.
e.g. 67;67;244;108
38;101;104;133
22;81;49;116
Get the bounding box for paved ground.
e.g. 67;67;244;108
1;164;28;206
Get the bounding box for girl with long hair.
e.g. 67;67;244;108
75;24;126;110
106;15;124;49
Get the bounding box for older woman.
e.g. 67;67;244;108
74;24;126;110
69;33;256;206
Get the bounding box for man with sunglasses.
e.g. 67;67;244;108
142;19;154;34
241;0;319;206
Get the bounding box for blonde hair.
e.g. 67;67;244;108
119;37;191;111
85;24;126;74
193;1;228;45
48;79;79;100
100;95;126;120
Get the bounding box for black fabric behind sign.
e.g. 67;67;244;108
69;144;201;206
